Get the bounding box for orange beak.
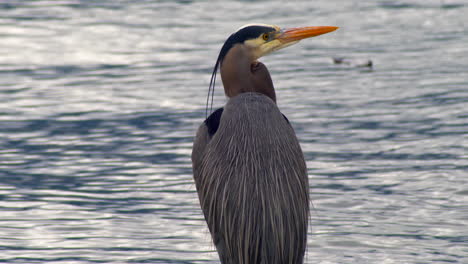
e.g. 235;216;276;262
278;26;339;43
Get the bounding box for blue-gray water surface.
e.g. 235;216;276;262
0;0;467;263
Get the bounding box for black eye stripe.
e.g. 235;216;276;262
235;26;275;41
218;26;276;64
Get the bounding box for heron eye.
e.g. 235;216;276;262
262;33;269;41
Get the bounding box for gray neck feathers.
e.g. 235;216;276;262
220;44;276;102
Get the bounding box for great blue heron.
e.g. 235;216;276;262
192;23;338;264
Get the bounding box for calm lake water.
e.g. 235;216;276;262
0;0;467;263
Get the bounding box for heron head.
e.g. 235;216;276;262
205;23;338;116
218;23;339;63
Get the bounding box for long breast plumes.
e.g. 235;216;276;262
196;92;309;264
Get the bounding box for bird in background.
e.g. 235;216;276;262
192;23;338;264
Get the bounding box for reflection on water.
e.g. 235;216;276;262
0;0;467;263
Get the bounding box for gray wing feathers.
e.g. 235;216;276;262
192;93;309;264
192;122;210;181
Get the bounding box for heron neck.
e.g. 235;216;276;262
220;44;276;102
